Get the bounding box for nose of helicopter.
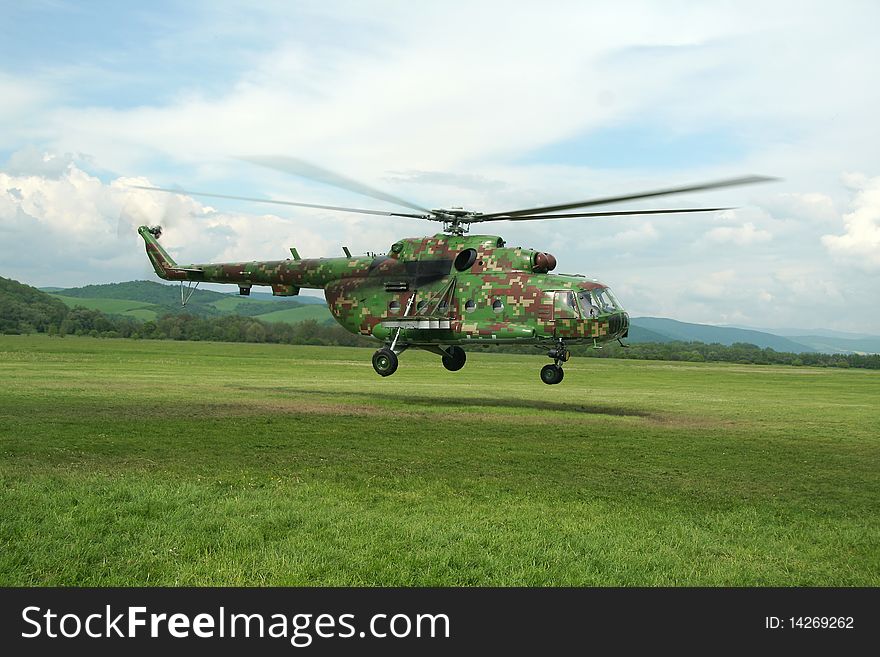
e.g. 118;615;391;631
608;311;630;338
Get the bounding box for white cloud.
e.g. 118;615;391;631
761;192;838;224
822;174;880;270
705;221;772;245
4;146;76;180
692;269;737;300
592;222;660;249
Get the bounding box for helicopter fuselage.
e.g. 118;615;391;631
139;227;629;352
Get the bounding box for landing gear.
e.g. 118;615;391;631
372;348;399;377
541;364;564;385
541;338;570;385
442;346;467;372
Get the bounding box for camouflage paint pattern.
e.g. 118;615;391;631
139;226;629;347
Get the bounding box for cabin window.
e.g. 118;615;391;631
492;299;504;313
416;300;428;313
388;300;401;313
465;300;476;313
437;300;449;313
553;291;578;319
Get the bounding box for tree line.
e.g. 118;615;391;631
46;308;373;347
477;340;879;369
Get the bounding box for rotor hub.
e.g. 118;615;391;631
431;208;482;235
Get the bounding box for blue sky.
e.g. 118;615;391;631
1;1;879;332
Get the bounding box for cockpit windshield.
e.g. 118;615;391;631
577;287;621;317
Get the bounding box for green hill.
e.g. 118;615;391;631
630;317;816;353
51;295;163;321
245;290;327;304
1;276;69;334
256;305;334;324
56;280;228;305
626;324;674;344
52;280;325;323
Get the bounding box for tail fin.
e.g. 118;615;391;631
138;225;183;280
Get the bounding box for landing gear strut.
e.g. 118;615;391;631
541;339;569;385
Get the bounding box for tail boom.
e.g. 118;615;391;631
137;225;370;291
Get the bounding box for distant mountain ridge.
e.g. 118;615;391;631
720;324;880;355
629;317;818;353
774;335;880;355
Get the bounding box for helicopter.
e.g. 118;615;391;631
135;157;773;384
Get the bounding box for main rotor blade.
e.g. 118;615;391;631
469;207;732;222
238;155;432;214
479;175;777;219
129;185;428;219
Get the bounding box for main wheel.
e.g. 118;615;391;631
442;346;467;371
372;348;399;377
540;364;564;385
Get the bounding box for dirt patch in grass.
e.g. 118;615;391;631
646;413;738;431
234;386;656;419
226;399;386;417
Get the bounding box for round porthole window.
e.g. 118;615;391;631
454;248;478;271
389;300;400;313
492;299;504;313
438;300;448;313
465;300;476;313
417;300;428;313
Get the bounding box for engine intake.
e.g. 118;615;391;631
532;252;557;273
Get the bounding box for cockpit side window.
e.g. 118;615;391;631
577;287;621;317
577;291;599;318
595;288;620;312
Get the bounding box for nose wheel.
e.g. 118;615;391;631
372;347;399;377
540;364;564;385
541;339;569;385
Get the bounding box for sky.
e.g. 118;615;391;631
1;0;878;332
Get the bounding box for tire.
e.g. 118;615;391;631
442;346;467;372
540;364;564;385
372;348;399;377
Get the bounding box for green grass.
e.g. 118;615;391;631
0;335;877;586
209;296;275;312
255;305;333;324
52;294;161;320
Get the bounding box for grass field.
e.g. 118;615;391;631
256;305;334;324
0;335;877;586
52;295;161;320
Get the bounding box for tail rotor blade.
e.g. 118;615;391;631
157;183;191;231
